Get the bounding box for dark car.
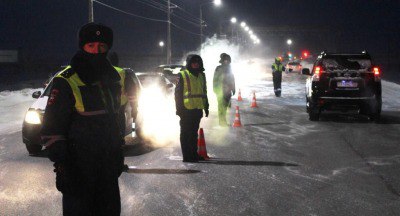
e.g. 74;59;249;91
286;61;302;73
302;51;382;121
155;64;185;84
22;67;142;155
136;72;175;94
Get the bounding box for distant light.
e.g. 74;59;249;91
245;26;249;31
240;22;246;27
249;30;253;35
287;39;292;45
214;0;222;6
159;41;164;47
231;17;237;23
250;35;256;40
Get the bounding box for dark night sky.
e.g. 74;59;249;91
1;0;399;66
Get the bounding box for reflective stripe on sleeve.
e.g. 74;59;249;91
41;135;66;147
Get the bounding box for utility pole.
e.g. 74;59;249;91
166;0;172;64
200;7;203;49
88;0;94;22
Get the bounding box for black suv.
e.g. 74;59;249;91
302;51;382;121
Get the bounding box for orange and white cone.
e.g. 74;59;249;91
197;128;210;160
237;89;243;101
232;106;243;127
250;91;258;108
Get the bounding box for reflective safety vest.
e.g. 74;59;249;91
272;63;284;72
56;65;127;115
180;69;207;110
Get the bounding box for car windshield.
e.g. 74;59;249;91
138;74;166;87
322;56;372;70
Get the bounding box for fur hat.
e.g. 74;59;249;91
78;23;113;49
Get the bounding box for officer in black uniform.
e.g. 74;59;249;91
41;23;136;216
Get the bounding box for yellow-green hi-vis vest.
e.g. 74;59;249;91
272;63;284;72
180;69;207;110
56;66;127;115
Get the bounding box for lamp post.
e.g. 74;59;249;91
287;39;292;52
200;0;221;48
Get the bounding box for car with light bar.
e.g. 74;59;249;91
22;68;142;155
302;51;382;121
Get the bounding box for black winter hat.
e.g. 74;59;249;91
78;23;113;49
219;53;231;63
186;54;205;72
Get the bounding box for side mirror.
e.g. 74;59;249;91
32;91;42;99
301;68;311;75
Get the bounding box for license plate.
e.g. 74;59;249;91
337;80;358;88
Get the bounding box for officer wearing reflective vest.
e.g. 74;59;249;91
271;57;285;97
40;23;137;215
175;54;209;163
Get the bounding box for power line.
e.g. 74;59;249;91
94;0;167;23
170;22;201;36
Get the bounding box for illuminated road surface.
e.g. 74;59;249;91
1;73;400;216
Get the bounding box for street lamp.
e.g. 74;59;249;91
240;22;246;28
230;17;237;23
200;0;222;47
287;39;292;52
159;41;165;47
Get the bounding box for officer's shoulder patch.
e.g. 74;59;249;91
60;68;75;78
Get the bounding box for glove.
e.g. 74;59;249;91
53;162;78;194
205;109;209;117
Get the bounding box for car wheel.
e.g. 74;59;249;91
25;143;42;155
367;97;382;122
309;109;320;121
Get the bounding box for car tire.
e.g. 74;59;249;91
25;143;42;155
309;109;320;121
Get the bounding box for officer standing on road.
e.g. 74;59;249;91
41;22;137;215
175;54;209;162
213;53;235;126
271;57;285;97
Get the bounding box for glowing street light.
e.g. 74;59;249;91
245;26;249;31
240;22;246;27
159;41;165;47
214;0;222;6
287;39;292;52
230;17;237;23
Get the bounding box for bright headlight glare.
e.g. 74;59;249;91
24;110;41;124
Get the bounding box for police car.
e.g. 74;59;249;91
22;68;142;155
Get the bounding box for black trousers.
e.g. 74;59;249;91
62;174;121;216
179;109;203;161
273;71;282;96
217;95;231;125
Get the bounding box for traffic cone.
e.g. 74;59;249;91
197;128;210;160
232;106;243;127
237;89;243;101
250;91;258;108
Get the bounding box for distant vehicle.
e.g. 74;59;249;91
302;51;382;121
286;61;302;73
22;67;142;155
155;64;185;84
136;72;175;95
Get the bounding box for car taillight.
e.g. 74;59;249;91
373;67;380;75
373;67;381;81
313;66;322;81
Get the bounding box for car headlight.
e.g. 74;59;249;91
24;110;41;124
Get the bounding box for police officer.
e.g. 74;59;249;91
213;53;235;126
41;23;137;215
175;54;209;162
271;57;285;97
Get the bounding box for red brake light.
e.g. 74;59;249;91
373;67;380;75
314;66;321;74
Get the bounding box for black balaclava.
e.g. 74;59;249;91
71;23;119;85
186;54;205;75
